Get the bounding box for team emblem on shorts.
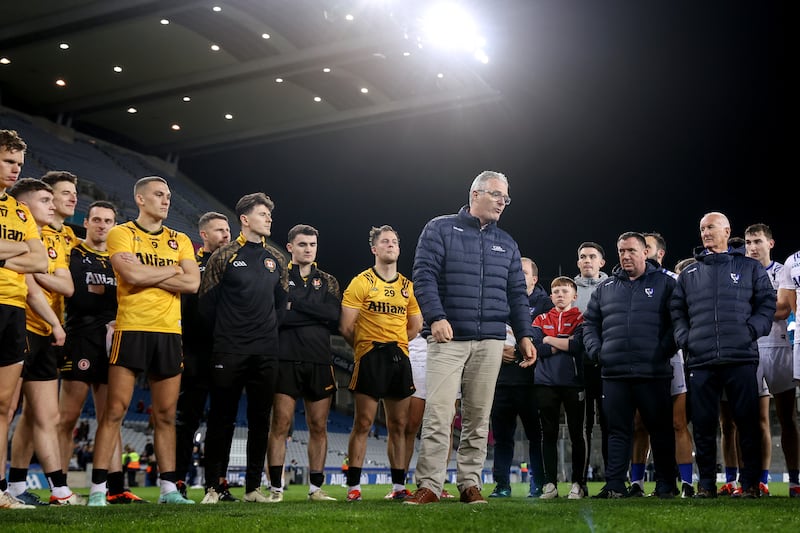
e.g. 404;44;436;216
16;209;27;222
264;258;276;272
48;247;58;259
312;278;321;290
78;359;91;371
401;288;409;298
168;239;179;250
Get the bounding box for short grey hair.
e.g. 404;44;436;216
468;170;508;206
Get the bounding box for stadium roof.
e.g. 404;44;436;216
0;0;499;158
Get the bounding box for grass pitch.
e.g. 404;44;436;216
4;483;799;532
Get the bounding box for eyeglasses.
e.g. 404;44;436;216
476;189;511;206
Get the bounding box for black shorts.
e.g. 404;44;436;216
22;331;60;381
275;360;336;401
0;305;26;367
348;342;415;400
109;331;183;378
60;329;109;384
210;352;278;392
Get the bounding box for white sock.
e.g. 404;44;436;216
7;481;26;497
308;484;320;494
393;483;405;492
160;480;177;496
349;484;361;492
51;486;72;499
90;481;107;495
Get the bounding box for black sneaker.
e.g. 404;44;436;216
693;486;717;499
218;480;238;502
176;480;188;499
680;483;695;499
627;484;645;497
592;486;627;499
740;486;761;499
653;482;677;499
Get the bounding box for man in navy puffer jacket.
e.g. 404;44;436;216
405;171;536;506
670;212;776;498
583;232;678;499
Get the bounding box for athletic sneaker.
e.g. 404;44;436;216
308;489;336;501
741;486;761;499
50;492;87;506
88;492;108;507
15;490;48;506
693;486;717;499
440;489;455;499
759;482;770;497
730;486;744;498
788;485;800;498
680;483;695;499
384;488;413;500
346;489;362;502
200;487;220;504
243;488;271;503
627;483;645;498
0;491;35;509
158;491;195;504
540;483;558;500
527;487;543;499
107;491;147;504
218;480;238;502
592;486;627;499
489;485;512;498
718;481;737;496
567;482;585;500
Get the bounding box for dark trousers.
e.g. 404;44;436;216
603;378;676;493
490;384;543;490
175;362;209;482
204;353;277;492
690;363;761;491
536;385;586;485
584;363;608;475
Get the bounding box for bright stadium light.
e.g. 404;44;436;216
420;3;482;51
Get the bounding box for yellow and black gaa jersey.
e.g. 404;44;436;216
107;220;194;334
24;223;76;334
342;267;421;360
0;194;39;308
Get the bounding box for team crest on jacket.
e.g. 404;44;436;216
401;288;409;298
644;288;654;298
78;358;90;371
312;278;321;290
264;258;276;272
730;273;740;284
47;247;57;259
16;209;27;222
168;239;178;250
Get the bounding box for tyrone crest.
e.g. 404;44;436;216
312;278;321;290
168;239;179;250
264;258;276;272
401;288;409;298
47;247;57;259
16;208;27;222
